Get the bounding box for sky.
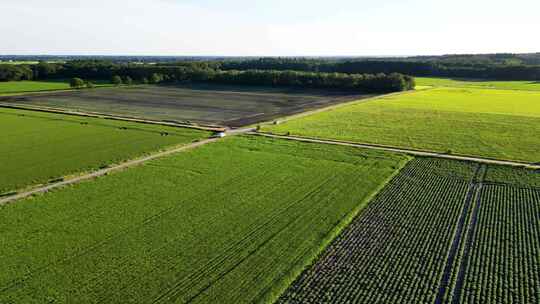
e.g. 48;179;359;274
2;0;539;56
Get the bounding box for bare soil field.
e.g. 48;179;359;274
0;84;368;127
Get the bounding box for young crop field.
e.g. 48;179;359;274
446;165;540;304
416;77;540;91
0;107;209;193
263;86;540;163
278;158;478;303
484;164;540;187
0;136;408;303
0;84;368;127
278;158;540;304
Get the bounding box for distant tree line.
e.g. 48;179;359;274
386;53;540;66
207;70;415;92
220;58;540;81
0;65;34;81
2;52;539;65
2;53;540;81
0;60;415;93
3;54;540;90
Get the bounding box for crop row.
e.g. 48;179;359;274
0;136;407;303
454;184;540;304
0;107;208;193
279;158;540;304
484;165;540;188
278;158;477;304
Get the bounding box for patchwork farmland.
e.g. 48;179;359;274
264;86;540;163
3;0;540;300
278;158;540;304
0;136;408;303
1;74;539;304
0;84;368;127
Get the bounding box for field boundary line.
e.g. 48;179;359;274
249;90;417;128
0;102;226;132
259;156;413;304
251;132;540;169
449;165;486;303
434;164;483;304
0;138;220;207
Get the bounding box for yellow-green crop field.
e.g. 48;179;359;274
416;77;540;91
264;85;540;163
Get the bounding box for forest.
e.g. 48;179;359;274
220;57;540;80
3;53;540;92
0;61;415;93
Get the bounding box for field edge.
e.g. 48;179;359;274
254;132;540;168
0;108;213;199
248;90;416;130
259;154;413;304
0;81;120;96
0;103;225;131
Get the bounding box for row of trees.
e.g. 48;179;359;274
0;65;34;81
206;70;415;92
220;58;540;80
69;76;136;89
3;55;540;83
69;78;89;89
0;61;415;93
76;70;413;92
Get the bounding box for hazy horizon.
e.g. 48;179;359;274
2;53;539;58
2;0;539;56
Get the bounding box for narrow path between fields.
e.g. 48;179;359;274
252;133;540;169
4;128;537;207
449;166;486;304
434;164;485;304
0;138;221;206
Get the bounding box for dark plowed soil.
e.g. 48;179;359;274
0;84;370;127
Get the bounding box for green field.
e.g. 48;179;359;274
278;158;540;304
0;80;112;95
0;136;408;303
484;164;540;187
456;167;540;304
0;107;209;193
279;158;478;303
0;80;71;94
264;87;540;163
416;77;540;91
